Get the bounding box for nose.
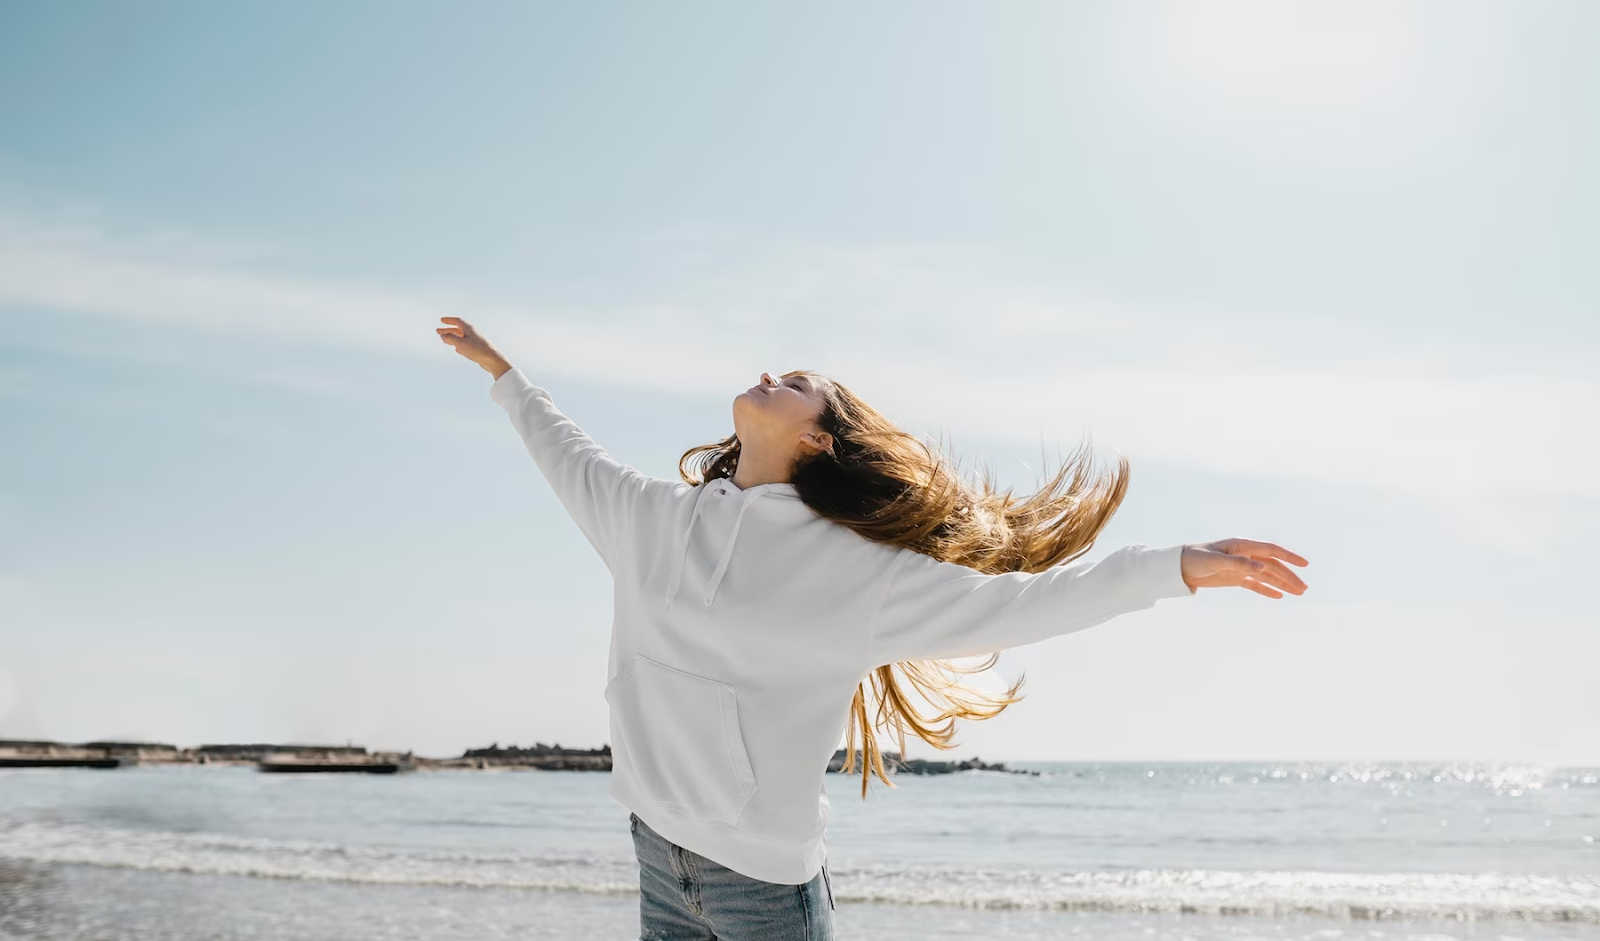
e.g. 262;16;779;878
760;372;776;387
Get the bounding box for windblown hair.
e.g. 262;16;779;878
678;371;1128;798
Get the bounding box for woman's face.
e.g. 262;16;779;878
732;371;829;456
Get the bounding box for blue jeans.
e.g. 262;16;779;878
630;810;835;940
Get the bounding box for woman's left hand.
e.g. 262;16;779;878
1180;539;1309;598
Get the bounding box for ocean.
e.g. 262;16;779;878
1;761;1596;940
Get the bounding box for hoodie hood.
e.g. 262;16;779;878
663;478;805;613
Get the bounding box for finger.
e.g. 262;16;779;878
1240;578;1284;599
1218;553;1303;594
1262;543;1309;567
1224;555;1303;596
1255;558;1307;593
1227;539;1309;568
1249;569;1303;596
436;326;465;337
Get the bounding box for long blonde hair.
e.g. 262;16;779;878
678;370;1128;798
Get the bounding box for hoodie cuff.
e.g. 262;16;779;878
1139;543;1195;598
489;366;545;407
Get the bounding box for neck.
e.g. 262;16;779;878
730;444;792;490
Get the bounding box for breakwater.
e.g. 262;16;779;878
826;748;1038;776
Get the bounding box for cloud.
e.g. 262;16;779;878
3;211;1595;546
0;215;441;356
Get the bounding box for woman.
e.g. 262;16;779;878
437;316;1308;940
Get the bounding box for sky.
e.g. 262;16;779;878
1;1;1596;764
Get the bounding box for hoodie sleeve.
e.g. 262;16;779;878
490;367;680;570
864;543;1194;667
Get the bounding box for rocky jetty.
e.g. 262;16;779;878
0;739;413;769
827;748;1038;776
0;739;176;768
434;742;613;771
197;743;371;763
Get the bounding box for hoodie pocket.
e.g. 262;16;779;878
604;654;758;828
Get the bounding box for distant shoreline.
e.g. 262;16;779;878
0;739;1031;775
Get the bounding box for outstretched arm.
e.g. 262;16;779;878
865;539;1307;667
438;316;678;570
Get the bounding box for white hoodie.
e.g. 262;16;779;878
490;367;1193;885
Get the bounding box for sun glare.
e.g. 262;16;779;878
1146;0;1420;110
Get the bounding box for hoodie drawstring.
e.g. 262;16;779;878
704;491;763;609
662;490;708;613
662;484;767;613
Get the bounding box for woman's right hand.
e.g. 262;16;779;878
437;316;513;379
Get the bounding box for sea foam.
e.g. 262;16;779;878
4;820;1596;923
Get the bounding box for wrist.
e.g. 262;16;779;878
485;356;513;380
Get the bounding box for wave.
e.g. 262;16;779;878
0;820;640;897
837;863;1600;922
2;821;1596;923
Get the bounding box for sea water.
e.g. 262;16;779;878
1;761;1596;940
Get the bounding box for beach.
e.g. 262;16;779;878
2;760;1596;940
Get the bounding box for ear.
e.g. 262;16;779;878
801;430;833;454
